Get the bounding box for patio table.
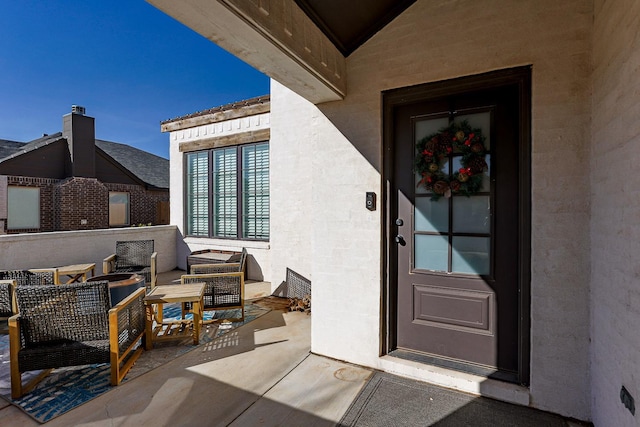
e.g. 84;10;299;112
56;263;95;284
144;283;204;349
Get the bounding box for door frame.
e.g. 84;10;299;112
381;66;532;385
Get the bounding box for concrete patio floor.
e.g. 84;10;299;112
0;270;589;426
0;270;372;427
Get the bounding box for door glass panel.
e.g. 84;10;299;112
480;154;491;191
415;197;449;232
452;155;490;192
415;235;448;271
452;237;490;275
455;112;491;150
413;111;492;275
415;117;449;195
452;196;490;233
416;159;450;194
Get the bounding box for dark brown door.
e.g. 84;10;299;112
388;71;529;383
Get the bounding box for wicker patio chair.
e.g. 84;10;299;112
103;240;157;291
181;272;245;323
0;268;59;286
0;268;59;318
187;248;247;275
8;281;146;399
189;248;247;275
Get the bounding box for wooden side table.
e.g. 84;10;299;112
56;263;96;284
144;283;205;349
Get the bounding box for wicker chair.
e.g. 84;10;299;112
189;248;246;275
9;281;146;399
181;271;245;323
187;248;247;276
0;269;59;320
103;240;157;291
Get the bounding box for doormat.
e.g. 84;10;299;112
339;372;570;427
0;302;269;423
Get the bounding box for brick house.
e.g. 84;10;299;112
149;1;640;424
0;106;169;233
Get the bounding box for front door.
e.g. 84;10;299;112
385;68;531;384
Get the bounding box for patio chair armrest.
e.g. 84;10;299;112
108;287;146;385
150;252;158;288
8;313;25;398
103;254;117;274
109;287;146;318
8;313;24;353
109;286;146;348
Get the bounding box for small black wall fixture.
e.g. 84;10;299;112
366;192;376;211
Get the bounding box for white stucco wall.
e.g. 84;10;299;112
0;225;177;273
272;0;593;421
268;80;313;288
168;111;272;281
591;1;640;426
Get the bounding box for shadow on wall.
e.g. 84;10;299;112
175;231;192;271
246;254;264;281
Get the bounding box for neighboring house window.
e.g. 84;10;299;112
109;192;130;226
185;141;269;240
7;186;40;230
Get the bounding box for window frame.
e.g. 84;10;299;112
109;191;130;227
7;186;40;231
184;140;269;241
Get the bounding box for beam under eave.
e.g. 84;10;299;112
147;0;346;104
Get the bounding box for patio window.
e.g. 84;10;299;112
7;186;40;230
185;141;269;240
109;192;130;226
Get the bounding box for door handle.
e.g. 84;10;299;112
395;235;406;246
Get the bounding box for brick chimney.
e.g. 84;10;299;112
62;105;96;177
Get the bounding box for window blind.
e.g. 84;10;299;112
186;152;209;236
213;148;238;237
242;142;270;239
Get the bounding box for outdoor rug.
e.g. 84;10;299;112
0;301;271;423
339;372;570;427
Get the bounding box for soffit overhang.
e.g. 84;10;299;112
147;0;415;104
148;0;346;103
294;0;416;57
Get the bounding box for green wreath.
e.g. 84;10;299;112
415;120;488;200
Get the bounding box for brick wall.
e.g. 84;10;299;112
55;177;109;230
2;175;168;233
105;183;169;226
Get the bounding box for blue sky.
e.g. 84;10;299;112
0;1;270;159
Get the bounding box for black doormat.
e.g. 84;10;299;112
339;372;574;427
